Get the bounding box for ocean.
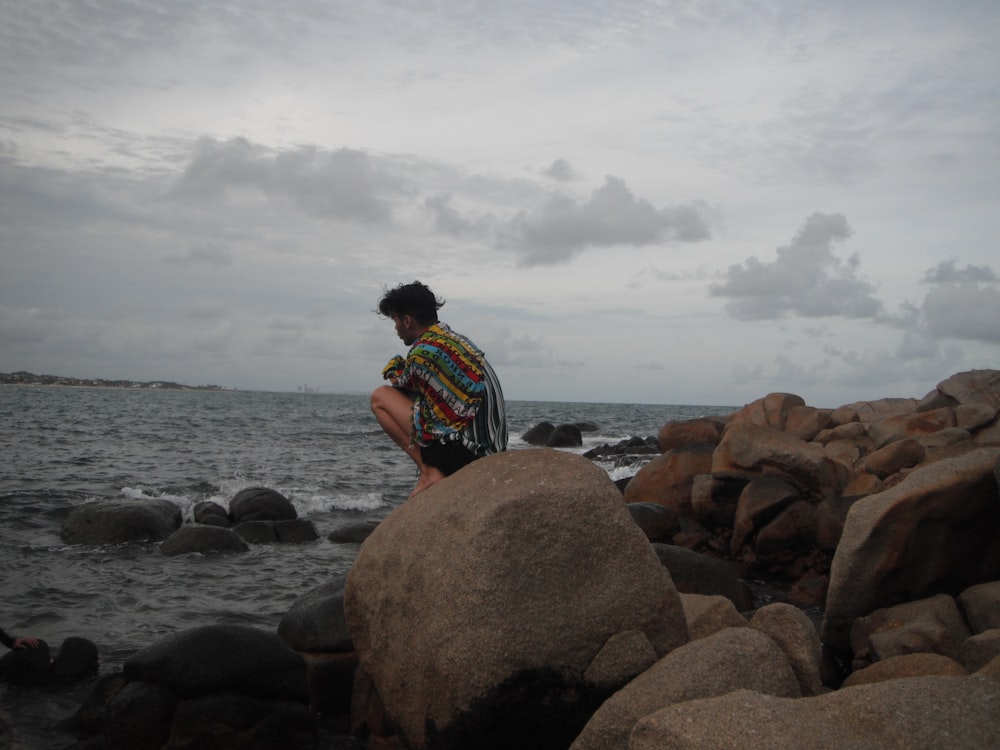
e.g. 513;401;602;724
0;386;735;748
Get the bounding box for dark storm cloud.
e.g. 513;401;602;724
170;137;401;224
543;158;578;182
504;176;711;266
710;213;883;320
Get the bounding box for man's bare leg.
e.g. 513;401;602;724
370;385;446;498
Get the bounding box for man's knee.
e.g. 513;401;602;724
370;385;393;413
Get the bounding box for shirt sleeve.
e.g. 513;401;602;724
0;626;15;649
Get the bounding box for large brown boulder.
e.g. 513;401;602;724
629;675;1000;749
657;417;724;451
936;368;1000;408
623;444;714;515
866;407;956;449
728;393;806;431
821;447;1000;656
712;423;850;497
569;627;800;750
344;449;688;750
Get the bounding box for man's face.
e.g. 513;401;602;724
392;313;416;346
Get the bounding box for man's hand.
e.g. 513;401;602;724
381;355;406;385
14;636;39;649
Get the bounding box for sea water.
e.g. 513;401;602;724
0;386;735;748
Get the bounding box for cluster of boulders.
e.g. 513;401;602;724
59;486;319;555
55;368;1000;748
623;368;1000;616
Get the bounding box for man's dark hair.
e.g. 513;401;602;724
377;281;445;325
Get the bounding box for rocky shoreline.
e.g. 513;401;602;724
12;368;1000;749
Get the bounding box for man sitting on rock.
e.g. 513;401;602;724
371;281;507;499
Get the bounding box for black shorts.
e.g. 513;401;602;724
420;440;479;477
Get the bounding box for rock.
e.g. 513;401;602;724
652;544;754;611
852;397;920;423
862;438;926;479
957;403;999;432
50;636;99;683
123;624;309;703
689;472;746;527
56;672;126;737
754;500;816;564
866;407;956;449
582;629;658;691
657;417;724;451
623;445;714;516
821;447;1000;656
849;593;971;667
229;487;297;522
784;405;832;442
626;503;680;543
842;652;967;687
546;423;583;447
104;680;175;750
958;580;1000;633
749;603;825;696
345;448;688;750
192;500;230;526
728;393;806;431
813;494;862;553
712;423;849;497
278;574;353;653
521;421;555;446
680;594;747;640
328;520;380;544
166;693;317;750
936;368;1000;408
274;519;319;543
159;525;250;556
629;676;1000;750
233;519;278;543
569;627;800;750
730;477;799;555
61;498;181;545
959;629;1000;672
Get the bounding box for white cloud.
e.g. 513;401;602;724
710;213;883;320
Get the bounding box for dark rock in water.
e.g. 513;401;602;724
628;503;681;543
652;543;754;611
229;487;297;522
234;520;279;543
278;574;353;653
275;519;320;543
160;525;250;556
521;422;555;446
60;498;181;545
124;624;309;703
584;436;659;460
328;520;380;544
193;500;230;526
547;423;583;447
51;636;99;683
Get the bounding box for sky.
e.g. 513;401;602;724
1;0;998;407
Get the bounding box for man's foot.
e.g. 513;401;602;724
409;465;446;499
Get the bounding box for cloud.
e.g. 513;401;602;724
922;258;998;284
504;176;711;265
170;137;401;224
710;213;883;320
543;158;578;182
922;282;1000;343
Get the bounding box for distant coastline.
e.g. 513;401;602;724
0;371;231;391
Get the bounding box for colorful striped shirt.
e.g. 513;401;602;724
385;323;507;456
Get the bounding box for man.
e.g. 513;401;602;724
371;281;507;498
